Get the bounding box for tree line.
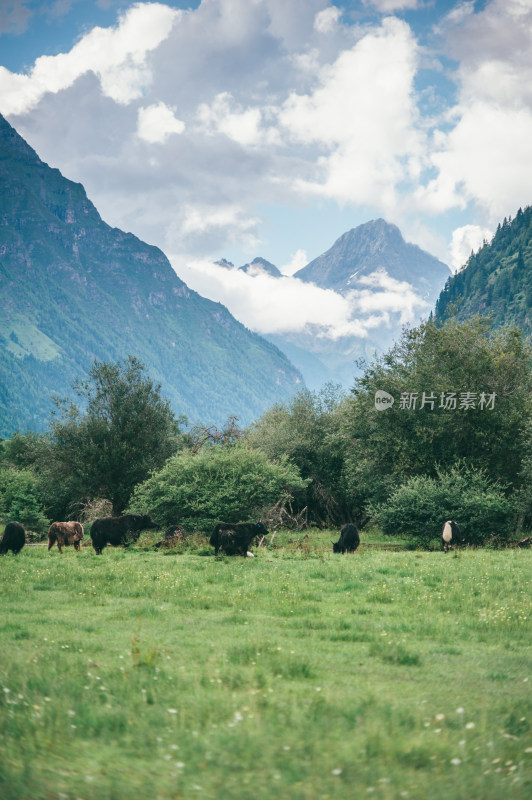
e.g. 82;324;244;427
1;316;531;548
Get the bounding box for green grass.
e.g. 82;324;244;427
0;533;531;799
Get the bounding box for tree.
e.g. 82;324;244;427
370;463;514;548
127;442;307;529
45;357;182;515
0;467;50;532
341;318;532;518
246;385;351;525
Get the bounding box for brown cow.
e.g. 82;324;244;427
48;521;84;554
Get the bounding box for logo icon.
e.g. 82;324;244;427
375;390;394;411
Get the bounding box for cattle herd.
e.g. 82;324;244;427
0;517;467;556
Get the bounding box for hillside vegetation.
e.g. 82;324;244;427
0;114;302;436
435;207;532;336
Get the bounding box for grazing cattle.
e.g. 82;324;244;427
90;514;157;555
210;521;268;556
332;523;360;553
48;521;84;554
0;521;26;555
155;525;185;549
442;520;462;551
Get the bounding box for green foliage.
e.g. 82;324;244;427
246;385;351;524
435;206;532;337
0;468;49;532
0;115;302;436
45;357;183;516
2;358;183;519
515;417;532;529
370;464;514;547
128;442;307;528
343;318;532;519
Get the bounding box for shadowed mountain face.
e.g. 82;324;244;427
0;114;302;436
294;218;450;303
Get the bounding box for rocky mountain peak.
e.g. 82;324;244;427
239;257;282;278
294;218;450;300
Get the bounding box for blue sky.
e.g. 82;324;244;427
0;0;530;339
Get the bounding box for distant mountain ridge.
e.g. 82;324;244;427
0;114;302;436
434;207;532;336
239;257;282;277
217;220;451;390
294;219;450;302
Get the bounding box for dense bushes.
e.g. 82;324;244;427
247;386;352;525
370;464;514;547
128;443;307;528
0;468;49;532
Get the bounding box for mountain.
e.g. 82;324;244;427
226;221;450;390
0;114;303;437
294;218;450;304
434;207;532;336
239;257;282;278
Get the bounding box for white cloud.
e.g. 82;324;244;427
421;0;532;219
279;17;423;208
178;204;261;252
137;101;184;143
0;2;179;115
314;7;341;34
196;92;277;147
174;258;370;338
172;258;429;341
450;224;493;271
348;268;429;325
363;0;420;11
4;0;530;287
281;249;308;275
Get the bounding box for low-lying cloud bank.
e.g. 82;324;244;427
172;257;430;341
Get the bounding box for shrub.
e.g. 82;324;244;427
127;442;308;529
370;463;515;547
0;468;50;532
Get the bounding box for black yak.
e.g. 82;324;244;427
90;514;157;555
0;521;26;555
210;521;268;556
48;521;84;553
332;523;360;553
442;520;462;551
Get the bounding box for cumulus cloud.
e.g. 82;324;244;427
137;101;184;143
314;6;341;34
281;249;308;275
346;268;429;327
196;92;280;147
177;204;261;253
450;224;493;271
421;0;532;220
364;0;419;11
0;2;179;115
2;0;530;306
279;17;423;209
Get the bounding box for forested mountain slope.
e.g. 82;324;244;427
0;114;302;436
435;207;532;336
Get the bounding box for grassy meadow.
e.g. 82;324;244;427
0;530;531;799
